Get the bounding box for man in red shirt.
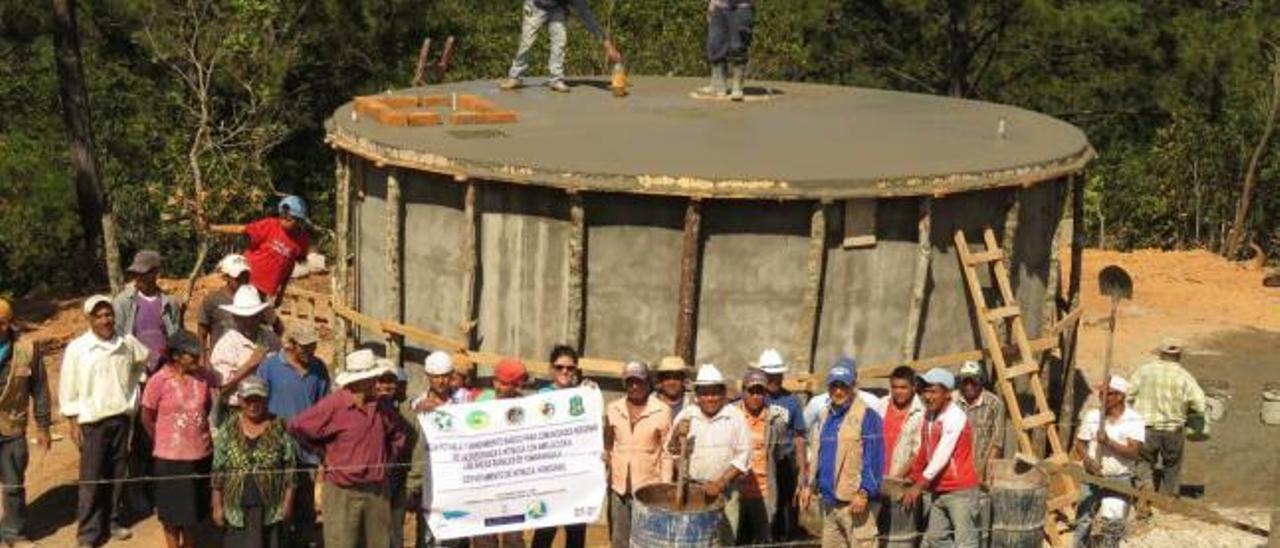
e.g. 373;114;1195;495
216;195;310;305
902;368;981;548
288;349;406;548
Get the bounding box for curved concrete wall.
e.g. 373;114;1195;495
351;158;1066;380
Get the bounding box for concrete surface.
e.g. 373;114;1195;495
327;77;1093;200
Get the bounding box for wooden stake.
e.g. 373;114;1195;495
1058;174;1087;443
1042;181;1067;436
901;198;933;362
795;201;827;374
385;169;404;365
566;193;586;350
334;153;352;365
674;199;703;365
999;190;1022;347
459;181;478;346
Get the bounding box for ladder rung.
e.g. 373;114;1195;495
1020;412;1056;430
964;249;1005;265
986;305;1022;321
1001;362;1038;379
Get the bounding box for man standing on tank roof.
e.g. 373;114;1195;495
702;0;755;101
499;0;622;93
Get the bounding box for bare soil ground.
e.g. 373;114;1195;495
10;248;1280;546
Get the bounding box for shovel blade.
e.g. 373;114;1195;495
1098;265;1133;300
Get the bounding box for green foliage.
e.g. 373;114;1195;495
3;0;1280;295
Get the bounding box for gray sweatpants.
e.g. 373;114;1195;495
507;0;568;83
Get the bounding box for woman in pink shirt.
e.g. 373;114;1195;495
142;331;220;548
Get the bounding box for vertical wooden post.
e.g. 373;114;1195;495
901;198;933;362
459;179;478;347
1058;174;1087;443
999;190;1022;346
796;201;827;375
333;152;352;366
674;199;703;365
1042;180;1068;436
385;169;404;365
566;192;586;350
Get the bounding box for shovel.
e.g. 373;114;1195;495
1096;265;1133;457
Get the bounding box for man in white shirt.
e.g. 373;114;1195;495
665;364;751;543
60;295;149;548
1073;375;1145;548
210;285;280;403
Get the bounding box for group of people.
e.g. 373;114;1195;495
499;0;757;101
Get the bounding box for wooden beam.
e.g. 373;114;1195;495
674;199;702;365
566;192;586;350
385;169;404;365
459;181;478;346
334;153;352;365
1059;174;1088;442
795;201;827;374
900;198;932;362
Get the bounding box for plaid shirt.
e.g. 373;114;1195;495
1127;359;1206;431
954;390;1006;463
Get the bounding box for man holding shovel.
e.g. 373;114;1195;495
1073;375;1145;548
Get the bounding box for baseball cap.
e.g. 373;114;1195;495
1106;375;1129;394
238;376;270;399
424;351;454;376
285;324;319;346
743;369;768;389
827;361;856;387
127;250;161;274
82;295;113;315
622;361;650;381
957;361;984;381
921;368;956;390
217;254;250;277
494;358;527;385
279;195;308;221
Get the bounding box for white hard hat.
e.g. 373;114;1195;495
757;348;787;374
693;364;726;386
423;350;454;376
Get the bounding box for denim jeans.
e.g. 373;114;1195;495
923;488;980;548
1073;475;1132;548
0;435;27;541
706;4;754;64
507;0;567;82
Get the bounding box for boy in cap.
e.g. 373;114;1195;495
0;298;51;547
288;349;406;548
902;368;981;548
664;364;751;544
756;349;807;540
198;253;283;366
799;358;883;548
498;0;622;93
732;369;791;544
214;195;311;305
255;323;329;541
604;361;671;547
61;295;149;547
1073;375;1145;548
953;361;1006;480
113;250;181;373
1127;337;1205;515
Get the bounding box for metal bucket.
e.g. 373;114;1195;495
630;483;725;548
1261;384;1280;426
879;478;921;547
987;459;1047;548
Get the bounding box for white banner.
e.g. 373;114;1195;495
419;387;606;540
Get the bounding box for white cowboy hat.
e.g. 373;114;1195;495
756;348;787;374
693;364;727;386
219;285;271;317
334;349;396;387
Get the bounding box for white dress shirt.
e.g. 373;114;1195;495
59;331;148;424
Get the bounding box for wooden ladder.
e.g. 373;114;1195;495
954;228;1078;546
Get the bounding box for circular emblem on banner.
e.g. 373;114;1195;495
466;410;490;430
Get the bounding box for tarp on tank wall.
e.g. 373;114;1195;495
813;198;919;374
582;194;684;364
695;200;812;378
402;171;468;358
475;183;571;364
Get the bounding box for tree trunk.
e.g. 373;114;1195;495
51;0;123;292
946;0;973;97
1226;58;1280;259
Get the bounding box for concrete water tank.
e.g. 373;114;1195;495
325;77;1092;380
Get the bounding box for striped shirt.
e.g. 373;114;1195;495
1127;359;1206;431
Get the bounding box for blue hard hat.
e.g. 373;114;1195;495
279;195;308;221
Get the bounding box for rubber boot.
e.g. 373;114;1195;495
698;63;727;96
729;63;746;101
